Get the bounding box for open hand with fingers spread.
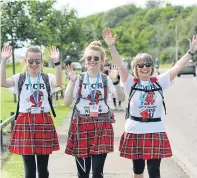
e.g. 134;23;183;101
49;46;60;63
66;65;78;82
102;28;117;47
1;45;12;61
109;64;119;82
189;35;197;54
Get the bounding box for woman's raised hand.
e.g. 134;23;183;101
102;28;117;47
66;65;78;82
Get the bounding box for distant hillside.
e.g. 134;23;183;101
81;3;197;63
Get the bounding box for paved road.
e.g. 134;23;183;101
49;90;190;178
48;112;188;178
49;70;197;177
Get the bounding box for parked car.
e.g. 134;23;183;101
178;60;196;77
72;62;82;71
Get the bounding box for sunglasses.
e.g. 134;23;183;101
86;56;100;61
137;63;152;68
27;58;42;65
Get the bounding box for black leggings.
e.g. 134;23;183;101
133;159;161;178
22;155;49;178
75;153;107;178
112;98;121;107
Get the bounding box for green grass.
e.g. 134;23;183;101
1;63;70;178
160;64;171;68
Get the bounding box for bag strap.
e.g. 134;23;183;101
41;73;56;117
125;82;137;119
101;73;108;102
15;73;26;119
125;77;167;120
153;81;167;115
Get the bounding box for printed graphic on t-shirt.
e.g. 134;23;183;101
87;90;102;105
29;91;44;107
25;83;45;107
79;82;106;115
139;84;157;118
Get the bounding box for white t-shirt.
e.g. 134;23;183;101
9;73;58;113
124;71;171;134
73;72;116;115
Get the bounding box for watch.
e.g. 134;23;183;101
54;61;60;66
187;50;195;56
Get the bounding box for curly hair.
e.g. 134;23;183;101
80;40;106;62
132;53;155;77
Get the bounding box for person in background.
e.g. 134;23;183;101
155;58;160;75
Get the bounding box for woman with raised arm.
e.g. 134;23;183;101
0;45;62;178
103;28;197;178
64;41;125;178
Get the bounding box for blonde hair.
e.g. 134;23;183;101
132;53;155;77
81;41;106;62
26;46;42;58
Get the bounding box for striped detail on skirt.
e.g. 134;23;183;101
65;117;114;158
119;132;172;160
8;113;60;155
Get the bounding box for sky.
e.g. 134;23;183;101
54;0;197;17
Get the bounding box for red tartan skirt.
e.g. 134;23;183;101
8;113;60;155
65;117;114;158
119;132;172;160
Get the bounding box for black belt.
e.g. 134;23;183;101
130;115;161;123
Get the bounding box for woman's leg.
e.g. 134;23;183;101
37;155;49;178
22;155;36;178
92;153;107;178
112;97;117;108
75;157;91;178
118;101;121;107
132;159;145;178
147;159;161;178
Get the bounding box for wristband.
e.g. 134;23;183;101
187;50;195;56
54;61;60;66
113;80;120;85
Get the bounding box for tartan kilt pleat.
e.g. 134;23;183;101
119;132;172;160
8;113;60;155
65;117;114;158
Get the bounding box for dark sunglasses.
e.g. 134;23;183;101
137;63;152;68
86;56;100;61
27;58;42;65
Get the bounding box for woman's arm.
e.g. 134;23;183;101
103;28;129;83
112;83;125;101
0;46;15;88
108;64;125;101
49;46;62;87
64;81;77;106
169;35;197;81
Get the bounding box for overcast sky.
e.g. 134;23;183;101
15;0;197;56
54;0;197;17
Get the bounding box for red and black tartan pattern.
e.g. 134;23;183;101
65;117;114;158
119;132;172;160
8;113;60;155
